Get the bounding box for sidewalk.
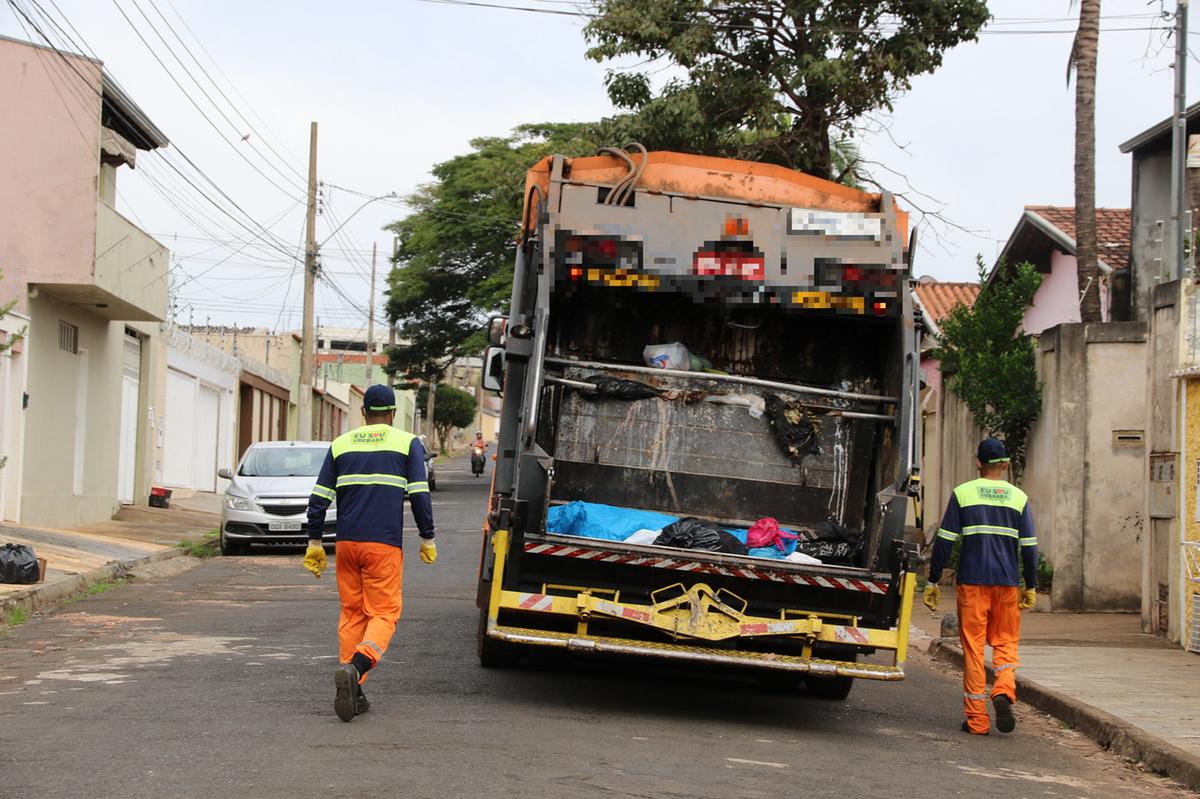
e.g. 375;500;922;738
0;492;221;615
912;586;1200;791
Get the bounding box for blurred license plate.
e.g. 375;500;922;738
268;521;302;532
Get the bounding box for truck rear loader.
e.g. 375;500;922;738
477;148;921;698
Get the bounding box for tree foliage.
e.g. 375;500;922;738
584;0;991;180
384;123;609;383
932;258;1044;479
415;383;477;453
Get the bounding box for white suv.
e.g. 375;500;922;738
218;441;337;555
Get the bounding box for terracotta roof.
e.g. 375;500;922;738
315;353;387;366
1024;206;1131;271
913;281;980;326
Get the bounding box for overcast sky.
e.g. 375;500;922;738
2;0;1192;333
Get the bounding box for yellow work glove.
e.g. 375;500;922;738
419;539;437;565
1019;588;1037;611
303;542;327;579
922;583;940;612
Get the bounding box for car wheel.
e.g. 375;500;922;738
220;532;247;556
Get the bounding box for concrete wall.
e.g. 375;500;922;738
1144;281;1183;641
95;201;168;319
931;322;1148;610
1129;144;1172;322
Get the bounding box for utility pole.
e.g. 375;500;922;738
1171;0;1189;279
366;241;377;387
298;122;318;439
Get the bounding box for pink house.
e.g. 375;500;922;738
993;206;1132;334
0;34;170;526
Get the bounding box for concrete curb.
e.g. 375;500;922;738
0;546;193;619
917;629;1200;792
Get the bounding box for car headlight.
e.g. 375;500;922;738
225;495;253;511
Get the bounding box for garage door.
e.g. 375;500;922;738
163;369;195;487
195;385;220;492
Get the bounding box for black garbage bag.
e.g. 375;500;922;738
794;520;862;565
764;394;821;465
654;517;748;555
586;376;662;400
0;543;39;584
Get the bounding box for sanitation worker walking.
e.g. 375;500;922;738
923;438;1038;736
303;384;436;722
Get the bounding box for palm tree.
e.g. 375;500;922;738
1070;1;1102;323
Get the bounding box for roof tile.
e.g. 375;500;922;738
913;281;980;325
1024;206;1131;271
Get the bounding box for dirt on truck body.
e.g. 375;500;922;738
477;149;921;698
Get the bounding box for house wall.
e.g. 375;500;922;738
1129;144;1172;322
0;312;30;521
932;322;1147;610
1025;251;1083;335
0;39;101;317
21;294;128;527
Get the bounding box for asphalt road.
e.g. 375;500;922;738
0;458;1188;799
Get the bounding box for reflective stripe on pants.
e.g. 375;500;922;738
335;540;404;679
957;583;1021;734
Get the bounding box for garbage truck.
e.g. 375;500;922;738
476;148;920;698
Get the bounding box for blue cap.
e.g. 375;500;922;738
977;437;1009;464
363;384;396;411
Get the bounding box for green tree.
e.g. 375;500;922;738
932;258;1044;479
384;123;609;386
583;0;991;180
415;383;478;454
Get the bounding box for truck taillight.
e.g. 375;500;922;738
692;251;765;281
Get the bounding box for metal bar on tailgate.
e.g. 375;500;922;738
543;356;897;405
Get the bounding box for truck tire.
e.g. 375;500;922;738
476;604;519;668
804;674;854;701
805;652;855;700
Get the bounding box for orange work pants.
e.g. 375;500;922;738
335;541;403;676
956;583;1021;734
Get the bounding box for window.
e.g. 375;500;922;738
238;445;328;477
58;320;78;354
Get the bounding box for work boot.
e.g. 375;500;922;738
334;664;360;723
355;684;370;715
993;694;1016;733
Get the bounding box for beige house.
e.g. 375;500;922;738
0;35;169;527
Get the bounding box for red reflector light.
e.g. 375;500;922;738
568;267;583;280
873;301;888;316
692;252;764;281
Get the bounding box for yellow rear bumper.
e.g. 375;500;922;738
484;529;916;681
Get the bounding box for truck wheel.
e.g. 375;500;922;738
476;605;519;668
804;674;854;701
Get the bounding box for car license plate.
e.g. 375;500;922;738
268;521;302;532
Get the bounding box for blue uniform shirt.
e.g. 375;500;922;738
306;425;435;547
928;477;1038;588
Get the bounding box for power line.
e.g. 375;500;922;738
108;0;307;200
10;0;303;261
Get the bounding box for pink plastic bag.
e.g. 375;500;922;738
747;517;800;551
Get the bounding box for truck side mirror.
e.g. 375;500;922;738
482;346;505;393
487;316;508;348
217;467;233;481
